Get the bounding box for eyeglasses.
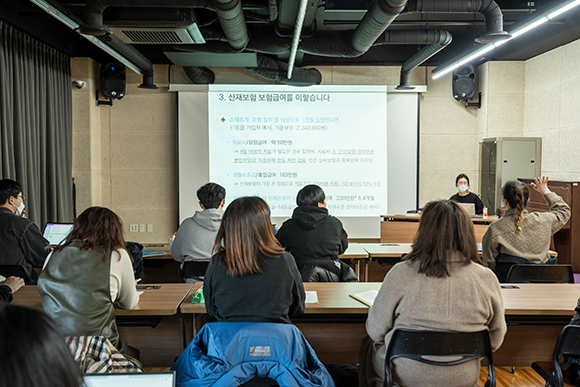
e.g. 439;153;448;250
15;194;25;202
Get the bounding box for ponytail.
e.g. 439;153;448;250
502;181;529;233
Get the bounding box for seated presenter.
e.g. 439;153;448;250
171;182;225;282
359;200;507;387
449;173;484;215
481;177;570;282
203;196;305;323
38;207;139;359
276;184;353;282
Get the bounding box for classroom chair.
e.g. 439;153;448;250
532;325;580;387
506;264;574;284
0;264;31;285
384;329;496;387
297;259;358;282
180;261;210;283
171;322;335;387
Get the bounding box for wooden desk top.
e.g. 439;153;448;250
381;214;498;224
180;282;580;316
12;283;193;316
359;243;413;257
339;243;369;259
358;243;558;258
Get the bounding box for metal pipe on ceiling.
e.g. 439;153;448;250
286;0;309;79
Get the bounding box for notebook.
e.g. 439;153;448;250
42;223;73;245
349;290;378;307
83;371;175;387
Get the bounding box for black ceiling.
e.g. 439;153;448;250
2;0;580;71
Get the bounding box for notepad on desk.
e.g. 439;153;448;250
305;291;318;304
350;290;378;307
142;249;164;257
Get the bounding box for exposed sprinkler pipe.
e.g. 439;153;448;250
287;0;309;79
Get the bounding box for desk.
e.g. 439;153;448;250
12;283;193;316
358;243;558;282
12;283;193;352
142;244;172;260
339;243;369;279
380;214;498;244
180;282;580;365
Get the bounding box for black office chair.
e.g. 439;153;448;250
384;329;496;387
532;325;580;387
181;261;210;282
0;264;31;285
506;264;574;284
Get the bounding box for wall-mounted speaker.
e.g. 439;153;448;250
100;63;126;100
452;65;477;101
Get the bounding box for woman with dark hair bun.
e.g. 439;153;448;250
359;200;506;387
203;196;305;323
482;176;571;282
38;206;139;358
449;173;484;214
0;304;83;387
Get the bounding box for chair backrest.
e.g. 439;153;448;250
384;329;495;387
551;325;580;387
506;264;574;284
0;264;31;285
181;261;210;281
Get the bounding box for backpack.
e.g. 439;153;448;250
125;242;145;283
562;299;580;386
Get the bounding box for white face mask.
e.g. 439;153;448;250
13;198;25;216
457;185;469;193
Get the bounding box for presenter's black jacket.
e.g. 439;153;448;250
203;251;305;324
449;192;485;215
276;206;348;263
0;207;50;284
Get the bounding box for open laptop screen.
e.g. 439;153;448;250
83;371;175;387
42;223;73;245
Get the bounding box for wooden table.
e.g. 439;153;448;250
12;283;193;315
181;282;580;365
357;243;558;282
13;283;193;349
380;214;498;244
142;244;172;260
339;243;369;280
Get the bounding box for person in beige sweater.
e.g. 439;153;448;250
481;176;570;282
359;200;507;387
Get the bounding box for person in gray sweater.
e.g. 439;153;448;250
171;183;225;282
359;200;507;387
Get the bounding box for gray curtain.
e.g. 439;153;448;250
0;21;74;228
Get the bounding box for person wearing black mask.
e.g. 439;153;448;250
0;179;50;284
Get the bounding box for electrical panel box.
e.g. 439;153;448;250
480;137;542;215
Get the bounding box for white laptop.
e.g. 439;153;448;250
83;371;175;387
457;203;476;216
42;222;73;245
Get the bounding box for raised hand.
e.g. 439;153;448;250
530;176;551;195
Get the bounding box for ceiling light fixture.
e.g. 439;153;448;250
28;0;142;74
432;0;580;80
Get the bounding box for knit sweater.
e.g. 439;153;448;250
481;192;570;267
363;255;507;387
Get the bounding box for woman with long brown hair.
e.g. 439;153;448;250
38;207;139;357
203;196;305;323
482;176;570;282
359;200;507;387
